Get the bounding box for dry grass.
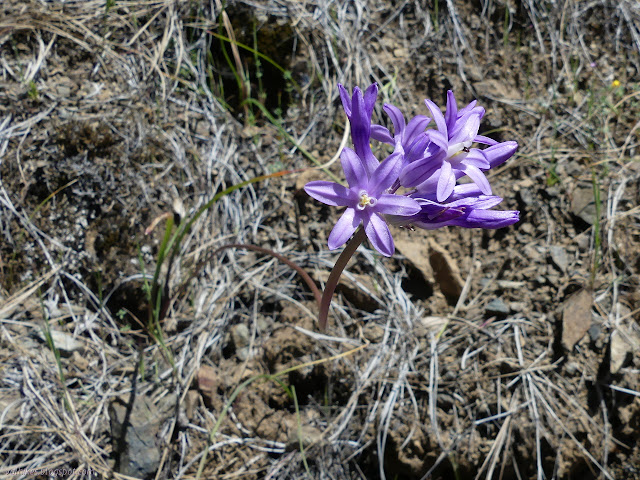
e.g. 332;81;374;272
1;0;639;479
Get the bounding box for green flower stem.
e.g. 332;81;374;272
318;226;366;330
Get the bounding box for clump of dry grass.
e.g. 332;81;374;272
1;0;639;479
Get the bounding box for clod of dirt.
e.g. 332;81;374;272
285;424;324;451
395;234;435;300
196;365;221;407
561;288;593;350
109;393;175;479
570;185;598;225
362;323;385;343
610;317;640;373
262;324;314;371
230;323;251;360
428;238;464;301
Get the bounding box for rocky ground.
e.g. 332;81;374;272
1;1;639;479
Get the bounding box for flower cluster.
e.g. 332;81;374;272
305;84;519;256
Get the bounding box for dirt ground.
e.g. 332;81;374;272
1;0;639;479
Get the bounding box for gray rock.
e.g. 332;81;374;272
587;323;601;342
570;186;598;224
236;346;251;361
110;394;175;478
549;245;570;272
36;329;83;355
485;298;510;315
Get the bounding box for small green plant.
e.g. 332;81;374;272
590;169;602;288
502;5;511;49
198;5;301;124
545;159;560;187
291;385;312;476
432;0;440;32
27;80;38;100
39;296;72;412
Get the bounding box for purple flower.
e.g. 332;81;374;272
338;83;380;177
390;184;519;230
305;148;421;256
307;84;519;258
371;104;431;166
399;91;518;202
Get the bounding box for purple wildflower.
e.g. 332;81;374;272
399;91;518;202
307;84;519;258
371;104;431;166
304;148;421;256
338;83;380;177
400;184;520;230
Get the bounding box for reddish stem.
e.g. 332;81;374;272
318;227;366;330
215;244;322;307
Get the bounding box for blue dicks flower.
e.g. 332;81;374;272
399;91;517;202
397;184;519;230
304;148;421;256
371;104;431;165
338;83;380;177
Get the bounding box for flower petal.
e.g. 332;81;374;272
474;134;498;146
436;160;456;201
338;84;351;117
403;115;431;145
424;99;448;137
340;148;367;189
339;84;380;176
375;194;421;216
304;181;356;206
383;104;406;138
463;149;491;169
453;209;519;229
328;208;360;250
445;90;458;133
371;124;394;144
440;183;485;201
426;129;449;152
458;100;481;118
369;152;402;196
483;141;518;168
461;164;492;195
364;212;394;256
449;111;481;146
404;132;431;163
399;155;442;188
351;86;365;124
363;83;378;117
